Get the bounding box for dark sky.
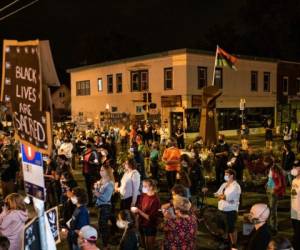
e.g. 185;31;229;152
0;0;300;82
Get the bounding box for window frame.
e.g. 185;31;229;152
214;68;223;89
116;73;123;93
282;76;288;95
76;80;90;96
197;66;207;89
107;75;113;94
250;71;258;91
130;70;149;92
263;72;271;92
164;67;173;90
97;78;103;92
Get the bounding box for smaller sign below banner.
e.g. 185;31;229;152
46;207;60;244
21;144;45;201
23;217;41;250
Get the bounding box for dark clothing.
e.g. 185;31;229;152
222;210;237;233
282;151;296;171
265;125;273;141
292;219;300;250
247;223;271;250
120;196;133;210
166;170;177;190
214;143;230;185
228;154;244;182
98;204;112;247
68;205;90;246
188;161;204;195
176;128;185;149
1;159;19;182
62;199;76;226
119;228;139;250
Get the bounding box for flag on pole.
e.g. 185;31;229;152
216;46;238;70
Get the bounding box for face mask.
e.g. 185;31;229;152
116;220;127;229
248;214;260;225
71;196;78;205
181;162;188;168
291;168;299;177
142;187;149;194
233;151;238;156
219;140;224;144
224;175;229;182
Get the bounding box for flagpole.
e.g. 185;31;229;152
211;45;219;86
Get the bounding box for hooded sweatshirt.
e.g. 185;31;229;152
0;209;28;250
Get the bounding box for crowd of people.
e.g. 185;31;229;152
0;120;298;250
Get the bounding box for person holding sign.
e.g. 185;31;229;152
0;193;28;250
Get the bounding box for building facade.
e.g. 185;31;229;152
68;49;277;135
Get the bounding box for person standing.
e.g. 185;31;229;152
296;123;300;153
117;158;141;210
81;143;99;206
149;142;160;181
265;156;286;234
283;123;293;145
265;119;273;150
213;134;230;186
282;143;295;185
131;179;161;250
227;145;244;183
175;124;185;149
247;203;271;250
214;169;241;248
162;138;181;190
120;126;129;152
93;165;114;250
291;164;300;250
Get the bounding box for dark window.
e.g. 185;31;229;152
263;72;270;92
198;67;207;89
111;106;118;112
107;75;113;94
164;67;173;90
59;92;65;98
297;77;300;93
98;78;103;92
76;80;90;96
116;73;122;93
282;76;288;93
130;70;148;91
214;68;223;89
251;71;258;91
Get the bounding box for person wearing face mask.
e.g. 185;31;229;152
93;165;114;250
283;123;293;145
131;179;160;250
227;145;244;183
214;169;241;248
213;134;230;186
77;225;100;250
67;187;90;250
247;203;271;250
117;210;139;250
265;119;273;150
291;163;300;250
264;156;286;234
117;158;141;210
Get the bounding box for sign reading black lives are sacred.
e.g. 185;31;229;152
1;40;52;154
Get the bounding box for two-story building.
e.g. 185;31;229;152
67;48;277;136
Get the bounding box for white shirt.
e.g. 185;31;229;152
291;177;300;220
120;170;140;205
215;181;241;211
59;142;73;159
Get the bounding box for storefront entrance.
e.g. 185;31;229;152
170;112;183;136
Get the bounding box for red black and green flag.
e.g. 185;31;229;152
216;46;238;70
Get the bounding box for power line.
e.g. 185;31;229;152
0;0;20;13
0;0;39;22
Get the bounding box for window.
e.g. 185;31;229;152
282;76;288;94
130;70;149;91
164;67;173;90
198;67;207;89
116;73;122;93
136;106;143;113
107;75;113;94
111;106;118;112
78;112;83;116
297;77;300;94
263;72;270;92
250;71;258;91
76;80;90;96
97;78;103;92
214;68;223;89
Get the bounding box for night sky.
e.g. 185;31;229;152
1;0;300;82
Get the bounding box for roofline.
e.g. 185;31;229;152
66;48;278;73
